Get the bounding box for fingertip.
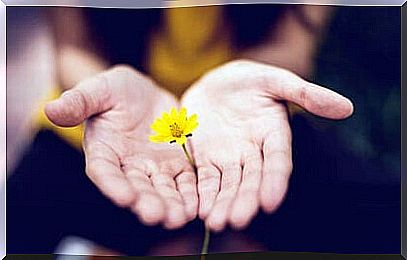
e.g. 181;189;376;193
198;201;213;220
327;94;354;120
163;205;188;230
198;210;208;220
185;200;198;221
229;217;250;231
260;184;286;214
111;187;135;208
342;97;354;118
229;210;249;230
229;194;258;230
44;97;84;127
198;194;216;221
133;194;165;226
205;202;230;233
163;219;187;230
206;215;227;233
44;100;61;125
260;198;279;214
302;83;355;120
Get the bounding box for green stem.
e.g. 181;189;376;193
181;143;196;171
180;142;210;256
201;225;210;255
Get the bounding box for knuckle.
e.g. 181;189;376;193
299;85;308;105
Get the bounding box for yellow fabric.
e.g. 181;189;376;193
147;6;233;97
288;103;304;117
36;87;84;150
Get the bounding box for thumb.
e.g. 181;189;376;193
45;75;112;127
262;66;354;120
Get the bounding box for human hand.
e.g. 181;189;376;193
182;60;353;231
45;66;197;229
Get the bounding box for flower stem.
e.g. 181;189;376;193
201;225;210;255
180;142;210;257
181;143;196;170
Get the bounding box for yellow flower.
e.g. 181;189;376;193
149;107;198;145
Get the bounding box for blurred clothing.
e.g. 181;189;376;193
147;6;233;96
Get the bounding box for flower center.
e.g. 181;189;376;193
169;122;183;138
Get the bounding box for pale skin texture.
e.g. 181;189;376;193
45;61;353;232
44;6;350;233
45;66;198;229
182;60;353;231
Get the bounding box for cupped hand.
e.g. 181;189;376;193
45;65;198;229
181;60;353;232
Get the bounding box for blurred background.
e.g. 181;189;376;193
6;4;400;257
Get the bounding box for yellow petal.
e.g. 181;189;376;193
184;114;199;134
179;107;187;120
175;135;187;145
184;121;199;135
170;107;178;119
178;107;187;129
149;135;166;143
162;112;172;124
149;134;173;143
151;118;167;130
188;114;198;123
151;124;170;135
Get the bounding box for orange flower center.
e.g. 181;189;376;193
169;122;183;138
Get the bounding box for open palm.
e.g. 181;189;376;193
45;66;197;229
182;60;354;231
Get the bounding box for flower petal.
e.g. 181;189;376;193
162;112;172;125
178;107;188;129
184;122;198;135
170;107;178;119
184;114;199;134
151;125;170;134
188;114;198;122
149;134;173;143
175;135;187;145
149;135;166;143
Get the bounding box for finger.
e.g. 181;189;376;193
206;163;242;232
229;150;262;230
197;165;221;220
84;142;135;208
125;168;166;226
260;117;293;213
175;170;198;221
44;65;142;127
150;173;188;229
261;66;354;119
45;74;112;127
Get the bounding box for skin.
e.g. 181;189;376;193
45;65;198;229
182;60;353;231
44;5;350;234
45;61;353;232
